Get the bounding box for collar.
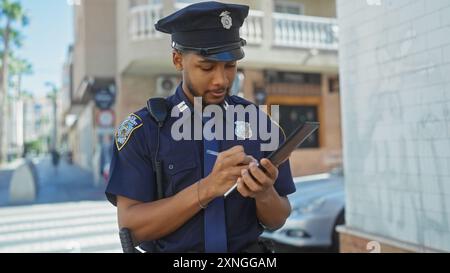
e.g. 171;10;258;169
172;83;231;115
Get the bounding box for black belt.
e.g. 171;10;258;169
139;238;276;253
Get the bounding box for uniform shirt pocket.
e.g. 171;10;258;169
163;156;199;196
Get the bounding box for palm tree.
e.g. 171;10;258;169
9;57;33;98
0;0;28;163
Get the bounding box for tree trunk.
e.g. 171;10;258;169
0;21;10;163
16;73;23;158
0;71;4;164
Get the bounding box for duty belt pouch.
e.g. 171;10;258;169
242;238;275;253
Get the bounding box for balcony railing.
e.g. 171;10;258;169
128;5;338;50
241;10;264;45
129;4;163;41
272;13;338;50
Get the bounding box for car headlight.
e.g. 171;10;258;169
292;197;326;215
285;229;311;238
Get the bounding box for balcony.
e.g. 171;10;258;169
271;13;338;50
129;4;163;41
128;5;338;50
120;1;339;75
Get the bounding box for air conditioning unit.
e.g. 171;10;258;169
156;76;179;97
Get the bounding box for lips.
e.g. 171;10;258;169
210;89;226;97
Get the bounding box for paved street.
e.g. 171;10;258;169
0;156;121;253
0;201;121;253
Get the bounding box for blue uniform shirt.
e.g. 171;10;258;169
106;84;296;252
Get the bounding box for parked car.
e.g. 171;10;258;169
261;172;345;252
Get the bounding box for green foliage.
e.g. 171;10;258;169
24;139;43;154
9;57;32;75
0;0;29;50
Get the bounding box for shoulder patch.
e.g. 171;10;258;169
115;114;143;151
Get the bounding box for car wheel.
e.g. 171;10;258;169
330;210;345;253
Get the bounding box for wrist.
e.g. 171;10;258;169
255;186;276;203
197;177;216;207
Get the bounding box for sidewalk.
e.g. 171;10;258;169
0;156;107;207
0;157;120;253
0;167;14;207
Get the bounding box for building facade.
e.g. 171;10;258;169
62;0;117;184
116;0;342;177
63;0;342;181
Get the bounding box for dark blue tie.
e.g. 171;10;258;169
203;117;228;253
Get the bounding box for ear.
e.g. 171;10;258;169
172;50;183;71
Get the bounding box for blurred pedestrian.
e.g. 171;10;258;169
51;148;60;175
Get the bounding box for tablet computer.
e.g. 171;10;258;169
224;121;320;197
266;121;320;167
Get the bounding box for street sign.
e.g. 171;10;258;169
97;110;115;128
94;86;115;110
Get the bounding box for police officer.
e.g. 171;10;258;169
106;1;296;253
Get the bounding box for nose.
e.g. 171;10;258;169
211;66;228;89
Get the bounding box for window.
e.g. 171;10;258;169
328;76;340;94
265;70;321;85
274;1;304;15
278;104;320;149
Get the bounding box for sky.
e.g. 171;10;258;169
15;0;73;97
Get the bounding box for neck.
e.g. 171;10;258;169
181;82;195;105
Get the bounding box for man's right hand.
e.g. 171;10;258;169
202;145;255;198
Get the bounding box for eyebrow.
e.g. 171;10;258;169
197;59;216;64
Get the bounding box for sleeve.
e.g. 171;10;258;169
105;122;155;206
263;115;296;197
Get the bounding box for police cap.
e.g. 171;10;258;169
155;1;249;61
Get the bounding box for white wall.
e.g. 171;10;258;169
338;0;450;251
77;101;94;172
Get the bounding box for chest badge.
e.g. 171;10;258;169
235;121;252;140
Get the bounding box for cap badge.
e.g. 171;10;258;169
220;11;232;29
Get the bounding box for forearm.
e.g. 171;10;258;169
118;179;215;243
255;186;291;230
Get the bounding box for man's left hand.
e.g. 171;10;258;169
237;158;279;199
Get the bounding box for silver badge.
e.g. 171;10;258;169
235;121;252;139
220;11;232;29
